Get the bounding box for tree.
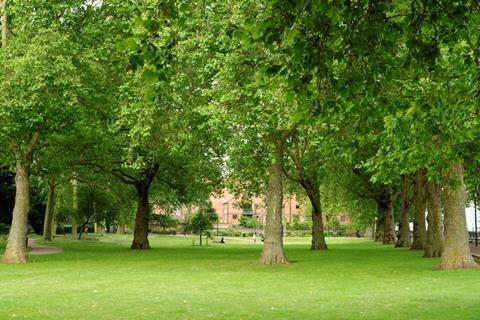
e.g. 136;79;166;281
90;1;226;250
440;163;477;269
0;27;79;263
395;175;413;248
150;214;178;232
284;130;328;250
74;185;117;240
190;203;217;246
0;0;6;47
42;177;58;241
0;0;131;263
424;178;443;257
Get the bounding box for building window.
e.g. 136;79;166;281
295;203;300;209
233;214;238;220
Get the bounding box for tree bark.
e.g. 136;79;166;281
71;178;78;239
131;182;151;249
43;177;56;241
439;162;477;269
305;181;327;250
94;222;102;235
259;135;288;264
382;196;395;245
52;190;60;237
424;179;443;258
396;175;412;247
117;224;125;234
0;0;7;47
374;212;384;242
411;169;427;250
2;162;30;263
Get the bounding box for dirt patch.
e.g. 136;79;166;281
28;239;64;255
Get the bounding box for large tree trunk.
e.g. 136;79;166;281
439;162;477;269
424;179;444;258
305;181;327;250
43;178;56;241
117;224;125;234
78;220;88;240
52;187;61;237
94;222;102;235
396;175;412;247
71;179;78;239
411;169;427;250
382;196;395;245
374;211;384;242
131;182;151;249
0;0;7;47
2;162;30;263
259;135;288;264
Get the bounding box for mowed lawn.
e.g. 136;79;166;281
1;235;479;320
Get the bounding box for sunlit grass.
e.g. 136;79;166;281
1;235;479;319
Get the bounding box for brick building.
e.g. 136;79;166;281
210;189;303;228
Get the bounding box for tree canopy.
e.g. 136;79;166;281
1;0;479;270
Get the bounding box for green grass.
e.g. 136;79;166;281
1;235;479;320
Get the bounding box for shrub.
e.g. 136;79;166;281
0;223;9;234
287;221;312;231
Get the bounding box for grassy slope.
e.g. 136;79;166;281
0;235;479;320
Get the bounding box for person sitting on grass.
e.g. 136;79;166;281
213;237;225;244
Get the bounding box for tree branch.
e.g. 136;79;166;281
25;131;40;160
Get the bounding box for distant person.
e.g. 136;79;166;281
252;233;256;243
220;237;225;244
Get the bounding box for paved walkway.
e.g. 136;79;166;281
469;245;480;264
470;244;480;254
28;239;64;255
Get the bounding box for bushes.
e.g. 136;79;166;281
150;227;177;235
239;215;258;228
217;229;244;237
0;223;9;234
287;221;312;231
150;214;178;230
286;230;311;237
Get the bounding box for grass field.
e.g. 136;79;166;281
1;235;479;319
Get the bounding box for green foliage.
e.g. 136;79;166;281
189;203;218;236
150;214;178;230
0;223;9;234
287;220;312;231
2;0;480;262
239;215;257;228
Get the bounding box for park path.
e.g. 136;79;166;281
28;239;64;255
470;245;480;264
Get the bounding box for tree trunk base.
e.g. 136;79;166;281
311;240;328;250
383;236;395;245
410;241;424;250
439;255;477;270
258;242;289;265
1;248;27;264
395;238;412;248
131;239;150;250
424;246;442;258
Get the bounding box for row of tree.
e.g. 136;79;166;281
1;1;479;270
